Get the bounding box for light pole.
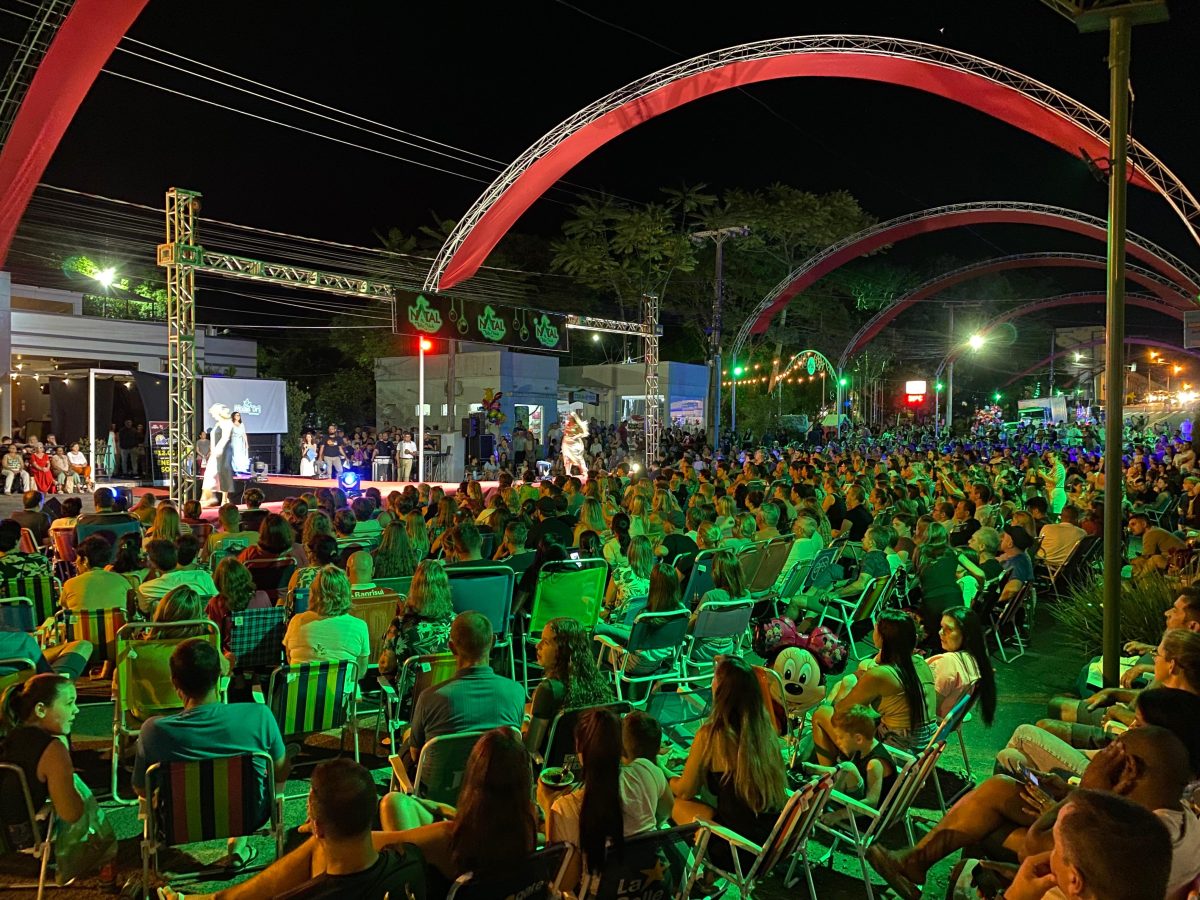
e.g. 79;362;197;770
418;337;431;482
691;225;750;454
731;365;744;434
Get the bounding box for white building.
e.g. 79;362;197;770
0;273;257;437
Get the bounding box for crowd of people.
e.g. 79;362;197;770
0;411;1197;897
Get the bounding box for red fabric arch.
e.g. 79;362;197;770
0;0;148;266
750;207;1200;339
438;52;1156;290
845;255;1192;362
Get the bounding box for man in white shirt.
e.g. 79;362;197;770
397;433;417;482
1037;505;1087;567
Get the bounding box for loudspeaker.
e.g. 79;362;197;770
465;434;494;463
462;417;473;437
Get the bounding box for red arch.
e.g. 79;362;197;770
0;0;147;266
748;207;1200;339
842;254;1193;366
436;51;1161;291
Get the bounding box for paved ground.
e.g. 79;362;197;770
0;487;1085;898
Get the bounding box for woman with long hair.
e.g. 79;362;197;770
130;492;157;527
811;610;938;765
603;534;654;622
603;511;632;569
239;513;295;564
149;585;212;640
926;606;997;724
288;534;338;593
145;502;185;545
378;559;454;676
672;656;788;875
525;617;614;756
429;497;457;544
573;498;610;548
0;675;87;844
595;561;684;677
549;708;671;894
688;549;749;662
373;522;417;579
405;509;431;561
206;557;270;656
913;521;963;637
627;495;651;538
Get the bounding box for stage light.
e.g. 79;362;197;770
338;470;361;494
968;333;986;351
592;333;600;342
94;267;116;288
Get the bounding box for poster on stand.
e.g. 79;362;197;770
148;421;172;483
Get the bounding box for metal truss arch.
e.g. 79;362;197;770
837;250;1196;370
1002;336;1200;388
425;34;1200;293
768;348;836;391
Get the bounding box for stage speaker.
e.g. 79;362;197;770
112;485;135;508
462;417;472;437
464;434;494;463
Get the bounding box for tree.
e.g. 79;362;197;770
282;382;311;472
314;369;374;429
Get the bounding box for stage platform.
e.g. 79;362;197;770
132;474;492;504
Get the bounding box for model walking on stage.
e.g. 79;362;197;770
561;411;589;478
201;403;235;507
230;410;251;474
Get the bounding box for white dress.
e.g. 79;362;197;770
231;422;251;474
299;441;316;477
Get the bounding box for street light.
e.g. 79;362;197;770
418;337;432;482
94;267;116;288
731;365;744;434
968;333;986;351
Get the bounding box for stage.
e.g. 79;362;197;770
132;474;495;504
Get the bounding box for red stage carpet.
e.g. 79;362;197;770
134;474;492;505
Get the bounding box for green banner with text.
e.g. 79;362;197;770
393;291;569;352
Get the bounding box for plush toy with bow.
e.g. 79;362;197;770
481;388;506;426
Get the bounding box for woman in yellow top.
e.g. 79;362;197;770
810;609;938;766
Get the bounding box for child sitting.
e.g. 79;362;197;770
817;704;898;813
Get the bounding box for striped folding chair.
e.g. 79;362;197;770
60;606;126;665
50;529;78;581
266;660;360;768
2;574;58;628
111;621;221;806
141;753;283;887
228;606;287;671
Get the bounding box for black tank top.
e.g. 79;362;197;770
0;726;55;824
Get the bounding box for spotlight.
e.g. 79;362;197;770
338;470;362;496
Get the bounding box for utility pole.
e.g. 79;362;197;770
692;225;750;454
1041;0;1168;688
946;306;955;432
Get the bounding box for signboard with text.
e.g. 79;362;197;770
394;291;569;353
148;420;171;482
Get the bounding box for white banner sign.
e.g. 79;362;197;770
202;377;289;433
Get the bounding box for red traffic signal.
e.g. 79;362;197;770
419;338;433;352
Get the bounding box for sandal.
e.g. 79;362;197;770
227;843;259;871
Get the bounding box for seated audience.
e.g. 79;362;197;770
137;538;218;613
371;522;417;579
525;616;615;756
133;639;289;869
378;558;454;677
239;488;268;532
0;518;52;581
346;551;400;605
11;491;50;547
205;557;272;659
204;503;259;562
238;513;295;564
926;605;997;723
59;535;134;612
284;565;371;679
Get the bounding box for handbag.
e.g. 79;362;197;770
54;776;117;884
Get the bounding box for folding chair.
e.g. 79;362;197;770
375;575;413;597
747;536;795;599
141;753;284;888
49;530;78;581
58;606;126;666
798;546;840;594
18;529;40;554
1042;534;1099;600
584;823;704;900
522;558;607;693
736;541;768;591
0;596;35;632
228;606;287;671
376;652;456;751
814;741;947;900
244;558;297;604
594;608;690;706
188;521;214;545
446;565;515;679
207;539;250;571
74;518;141;546
538;700;632;769
445;843;573;900
110;620;221;805
2;574;58;629
0;657;36;694
693;774;835;899
989;581;1033;663
390;730;486;807
347;594;396;661
284;586;309;617
679;549;718;609
677;598;754;682
266;659;360;766
814;571;896;660
0;762;64;894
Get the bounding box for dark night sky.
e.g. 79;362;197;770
7;0;1200;343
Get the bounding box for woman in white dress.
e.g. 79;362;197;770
230;411;251;474
299;432;318;478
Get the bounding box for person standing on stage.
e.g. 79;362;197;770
398;432;417;482
373;430;395;482
319;425;346;480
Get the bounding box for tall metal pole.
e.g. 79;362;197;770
731;368;738;434
418;340;427;483
711;237;724;454
1102;15;1132;688
946;306;955;432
